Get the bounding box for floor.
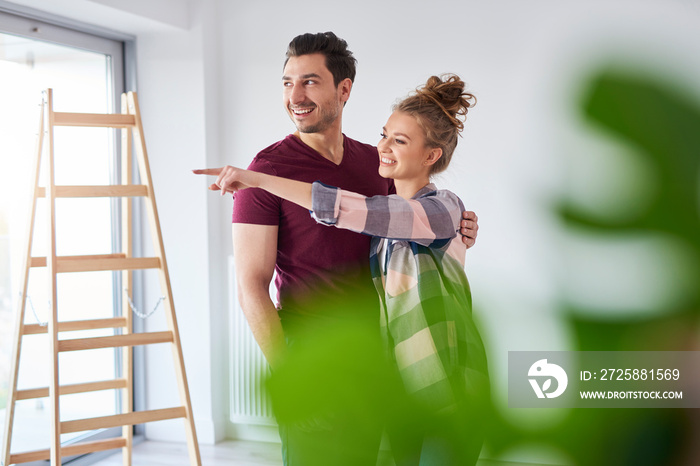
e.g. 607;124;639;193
91;440;283;466
89;440;532;466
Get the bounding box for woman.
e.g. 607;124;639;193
200;74;489;465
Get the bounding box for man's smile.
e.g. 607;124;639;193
290;107;315;116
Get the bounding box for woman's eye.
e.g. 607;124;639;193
395;139;405;144
380;132;387;139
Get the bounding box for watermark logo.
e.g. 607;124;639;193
528;359;568;399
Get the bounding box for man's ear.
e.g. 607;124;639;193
424;148;443;166
339;78;353;104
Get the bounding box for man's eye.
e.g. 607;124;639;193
283;82;292;87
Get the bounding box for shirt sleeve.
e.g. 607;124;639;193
310;181;463;246
232;157;281;225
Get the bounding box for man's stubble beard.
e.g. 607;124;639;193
292;96;342;134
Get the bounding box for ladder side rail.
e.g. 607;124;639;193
127;92;202;465
46;88;63;465
121;92;135;466
2;93;46;466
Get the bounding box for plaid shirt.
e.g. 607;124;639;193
311;182;489;412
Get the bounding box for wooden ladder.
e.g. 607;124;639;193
1;89;201;465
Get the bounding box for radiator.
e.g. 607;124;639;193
228;255;276;426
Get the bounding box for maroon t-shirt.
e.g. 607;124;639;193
232;134;393;314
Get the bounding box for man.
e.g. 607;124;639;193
197;32;479;466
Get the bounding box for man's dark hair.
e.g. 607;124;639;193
285;32;357;86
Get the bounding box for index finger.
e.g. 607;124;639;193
192;168;222;176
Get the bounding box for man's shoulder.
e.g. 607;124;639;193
344;134;377;156
257;134;295;157
246;135;298;173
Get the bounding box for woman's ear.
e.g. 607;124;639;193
424;148;443;166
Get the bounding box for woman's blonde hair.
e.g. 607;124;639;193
394;74;476;174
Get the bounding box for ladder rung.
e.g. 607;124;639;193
30;254;161;273
58;331;174;352
16;378;128;400
37;185;149;198
31;253;125;267
53;111;135;128
61;407;187;434
23;317;128;335
9;437;127;463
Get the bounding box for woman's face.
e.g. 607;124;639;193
377;111;433;181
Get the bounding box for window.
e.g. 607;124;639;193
0;9;129;463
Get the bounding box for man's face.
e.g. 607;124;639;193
282;53;346;134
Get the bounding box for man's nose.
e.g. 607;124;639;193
289;84;305;105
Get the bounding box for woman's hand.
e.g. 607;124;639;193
192;166;258;196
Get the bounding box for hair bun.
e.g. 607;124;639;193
393;74;476;175
416;74;476;132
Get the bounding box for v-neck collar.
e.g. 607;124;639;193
290;133;346;167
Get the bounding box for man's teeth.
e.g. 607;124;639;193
381;157;396;164
293;108;313;115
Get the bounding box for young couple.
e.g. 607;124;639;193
195;32;489;466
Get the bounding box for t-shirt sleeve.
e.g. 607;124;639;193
231;157;281;225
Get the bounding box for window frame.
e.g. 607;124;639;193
0;5;143;465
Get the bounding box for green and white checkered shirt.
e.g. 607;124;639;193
311;181;489;412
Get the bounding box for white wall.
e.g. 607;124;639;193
5;0;700;462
